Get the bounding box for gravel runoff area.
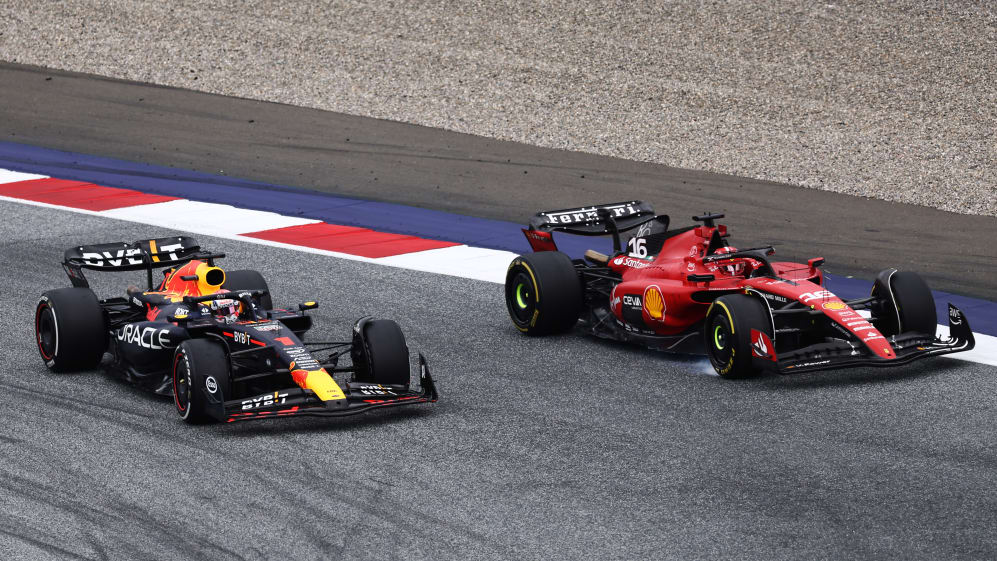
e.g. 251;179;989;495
1;1;995;216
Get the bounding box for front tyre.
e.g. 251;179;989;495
172;339;231;424
704;295;772;379
35;288;108;372
873;270;936;336
505;252;582;335
352;319;410;387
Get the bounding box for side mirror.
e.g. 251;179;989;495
808;257;825;275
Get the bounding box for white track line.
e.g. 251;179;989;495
102;199;322;236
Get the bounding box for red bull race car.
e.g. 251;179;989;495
505;201;975;378
34;236;437;423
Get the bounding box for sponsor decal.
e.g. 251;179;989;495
750;330;774;360
173;306;190;317
81;248;144;267
610;295;621;309
686;262;696;272
116;324;171;349
643;285;665;321
949;306;962;325
253;322;282;332
613;256;651;269
355;384;398;396
621;294;644;326
822;301;847;311
241;391;289;410
786;359;831;370
205;376;218;393
542;203;640;225
761;293;788;304
131;296;143;307
285;347;321;370
232;331;252;345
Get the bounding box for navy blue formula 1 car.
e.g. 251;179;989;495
34;236;437;424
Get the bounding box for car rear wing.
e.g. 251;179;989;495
62;236;224;289
523;200;663;253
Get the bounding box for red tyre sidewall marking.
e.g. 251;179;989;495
172;351;187;413
35;301;54;361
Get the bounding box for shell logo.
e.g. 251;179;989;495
643;285;666;320
822;301;847;311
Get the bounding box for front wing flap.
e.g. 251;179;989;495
223;354;439;423
757;304;975;375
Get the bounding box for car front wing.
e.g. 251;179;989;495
755;304;976;375
221;354;439;423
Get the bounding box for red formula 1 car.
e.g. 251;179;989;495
505;202;974;377
35;236;437;423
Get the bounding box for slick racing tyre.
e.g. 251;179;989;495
505;252;582;335
35;287;108;372
873;270;937;336
704;294;772;379
352;319;410;387
223;269;273;310
172;339;231;424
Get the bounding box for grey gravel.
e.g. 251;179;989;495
1;1;995;216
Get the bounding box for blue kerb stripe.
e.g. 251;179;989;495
1;140;993;336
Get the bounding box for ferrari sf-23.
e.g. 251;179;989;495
505;201;974;378
35;236;437;423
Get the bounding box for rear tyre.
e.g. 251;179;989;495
505;252;582;335
223;269;273;310
704;295;771;379
172;339;230;424
874;270;937;336
35;288;108;372
352;319;410;386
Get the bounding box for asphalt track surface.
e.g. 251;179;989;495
2;200;996;561
1;61;996;560
2;62;996;301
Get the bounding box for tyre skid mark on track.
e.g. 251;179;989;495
0;379;156;420
237;451;519;558
0;524;92;561
0;474;247;561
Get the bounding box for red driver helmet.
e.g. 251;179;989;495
714;246;745;276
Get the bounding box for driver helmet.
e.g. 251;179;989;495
714;246;745;276
201;298;243;324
